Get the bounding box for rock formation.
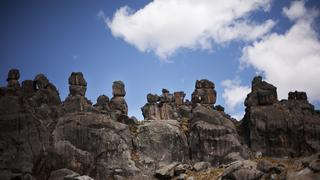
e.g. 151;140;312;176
0;69;319;180
241;76;320;157
109;81;128;116
63;72;93;113
191;79;216;108
141;89;191;120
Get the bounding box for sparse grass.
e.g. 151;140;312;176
179;167;225;180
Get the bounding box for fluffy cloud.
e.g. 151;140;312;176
106;0;274;59
242;1;320;102
222;79;251;110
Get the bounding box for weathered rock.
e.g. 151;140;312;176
112;81;126;97
154;162;178;179
110;96;128;115
94;95;110;110
7;69;20;88
221;160;263;180
174;91;186;106
141;103;161;120
48;168;79;180
189;105;247;165
147;93;160;103
191;79;216;107
137;120;189;164
287;167;320;180
245;76;278;106
110;81;128;116
241;77;320;157
68;72;87;97
53;112;139;179
289;91;308;101
193;162;210;172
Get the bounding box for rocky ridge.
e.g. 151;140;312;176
0;69;319;180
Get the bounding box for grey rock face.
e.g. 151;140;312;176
136;120;189;164
112;81;126;96
242;77;320;157
154;162;178;179
189;105;247;165
53;112;139;179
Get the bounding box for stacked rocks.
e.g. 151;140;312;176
63;72;92;112
141;93;161;120
109;81;128;115
7;69;20;88
68;72;87;96
141;89;188;120
159;89;175;119
245;76;278;106
191;79;216;108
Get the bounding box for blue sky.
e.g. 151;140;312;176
1;0;319;120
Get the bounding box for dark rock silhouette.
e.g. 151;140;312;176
241;76;320;157
0;69;319;180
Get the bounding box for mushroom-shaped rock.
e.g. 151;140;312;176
110;81;128;115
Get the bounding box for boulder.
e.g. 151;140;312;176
154;162;178;179
193;162;210;172
189;105;247;165
137;120;189;164
221;160;263;180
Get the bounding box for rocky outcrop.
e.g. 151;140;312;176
53;112;139;179
109;81;128;116
1;69;320;180
141;89;191;120
191;79;216;108
63;72;93;113
189;105;248;165
136;120;189;164
242;76;320;157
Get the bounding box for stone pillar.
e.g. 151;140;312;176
174;91;186;106
141;93;161;120
110;81;128;115
7;69;20;88
68;72;87;96
191;79;216;108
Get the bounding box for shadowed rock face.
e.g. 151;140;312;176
242;76;320;157
189;105;248;165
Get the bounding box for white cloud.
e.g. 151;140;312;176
106;0;274;59
222;79;251;110
242;1;320;102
